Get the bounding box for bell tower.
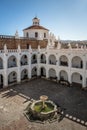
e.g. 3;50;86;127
32;17;40;26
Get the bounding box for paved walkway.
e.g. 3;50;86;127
0;78;87;130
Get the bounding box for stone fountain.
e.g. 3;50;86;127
25;95;60;122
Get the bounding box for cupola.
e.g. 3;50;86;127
32;17;40;26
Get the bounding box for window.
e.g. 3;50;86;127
41;54;43;59
44;33;46;38
35;32;38;38
13;72;16;76
33;55;36;59
24;55;27;58
26;32;29;38
27;44;29;49
13;58;16;62
80;75;82;80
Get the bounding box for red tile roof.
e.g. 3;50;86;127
23;25;49;31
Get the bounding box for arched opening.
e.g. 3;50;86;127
0;74;3;89
40;54;46;64
49;55;56;65
59;70;68;81
21;69;28;80
26;32;29;38
0;58;3;69
40;67;46;77
71;72;82;87
31;54;37;64
59;55;68;66
31;67;37;77
35;32;38;38
72;56;83;68
20;55;28;66
49;68;56;79
8;56;17;68
8;71;17;84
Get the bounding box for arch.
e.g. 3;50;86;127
72;56;83;68
8;71;17;84
8;55;17;68
26;32;29;38
21;69;28;80
40;67;46;77
49;54;56;65
31;67;37;77
0;57;3;69
59;55;68;66
31;54;37;64
20;55;28;66
59;70;68;81
35;32;38;38
71;72;82;86
49;68;56;79
0;74;3;89
40;54;46;64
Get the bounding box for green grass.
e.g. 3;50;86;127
34;102;54;113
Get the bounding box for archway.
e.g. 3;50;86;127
59;70;68;81
8;55;17;68
0;74;3;89
59;55;68;66
49;55;56;65
21;69;28;80
8;71;17;84
72;56;83;68
31;67;37;77
40;67;46;77
40;54;46;64
71;72;82;86
31;54;37;64
49;68;56;79
20;55;28;66
0;58;3;69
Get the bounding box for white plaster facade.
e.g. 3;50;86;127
0;44;87;89
0;17;87;89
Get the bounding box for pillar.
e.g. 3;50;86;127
82;55;86;88
28;46;32;79
3;53;8;87
17;46;21;83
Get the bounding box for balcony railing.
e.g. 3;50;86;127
40;60;46;64
60;61;68;66
72;65;83;69
31;60;37;64
49;60;56;65
21;62;28;66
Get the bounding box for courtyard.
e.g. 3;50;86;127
0;78;87;130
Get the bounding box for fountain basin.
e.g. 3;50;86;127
27;100;57;121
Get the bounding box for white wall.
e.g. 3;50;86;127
23;29;49;40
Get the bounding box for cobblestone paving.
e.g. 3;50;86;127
0;78;87;130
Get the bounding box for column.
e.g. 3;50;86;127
68;55;72;85
82;55;86;88
28;53;31;79
28;45;32;79
46;54;49;78
37;52;40;77
3;53;8;87
17;45;21;83
17;53;21;83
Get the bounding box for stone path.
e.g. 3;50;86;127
0;78;87;130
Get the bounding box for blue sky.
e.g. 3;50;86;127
0;0;87;40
